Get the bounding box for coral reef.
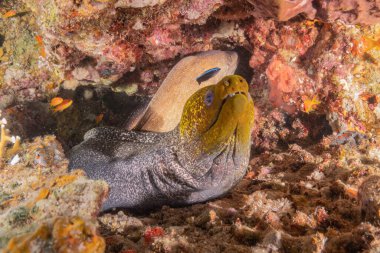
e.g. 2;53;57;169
247;0;316;21
0;115;108;250
320;0;380;24
0;0;378;136
0;1;62;108
0;0;379;252
3;217;105;253
248;19;380;143
1;0;378;136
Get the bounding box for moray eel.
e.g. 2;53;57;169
69;75;254;211
126;50;238;132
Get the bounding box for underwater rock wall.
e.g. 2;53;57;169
0;0;378;139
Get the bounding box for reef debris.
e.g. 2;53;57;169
3;216;105;253
0;111;20;168
0;113;108;250
94;135;380;252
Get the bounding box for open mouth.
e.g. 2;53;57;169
219;91;247;116
222;91;247;100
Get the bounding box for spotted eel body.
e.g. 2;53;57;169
69;75;254;212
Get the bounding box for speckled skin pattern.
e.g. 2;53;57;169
69;75;254;212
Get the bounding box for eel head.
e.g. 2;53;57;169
179;75;254;161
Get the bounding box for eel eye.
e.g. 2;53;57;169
204;90;214;107
224;79;230;87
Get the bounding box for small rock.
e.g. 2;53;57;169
115;0;167;8
0;94;15;109
99;212;144;242
359;175;380;225
194;209;218;227
234;222;263;243
62;79;79;90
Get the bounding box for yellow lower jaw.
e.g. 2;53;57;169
196;94;252;156
230;94;248;116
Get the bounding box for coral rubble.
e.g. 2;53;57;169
0;111;20;167
95;137;380;252
0;115;108;250
3;217;105;253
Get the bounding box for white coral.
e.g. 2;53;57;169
115;0;166;8
0;111;21;166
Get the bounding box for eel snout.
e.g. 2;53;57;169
217;75;250;116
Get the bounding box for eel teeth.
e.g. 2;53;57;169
223;91;245;100
229;91;244;97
